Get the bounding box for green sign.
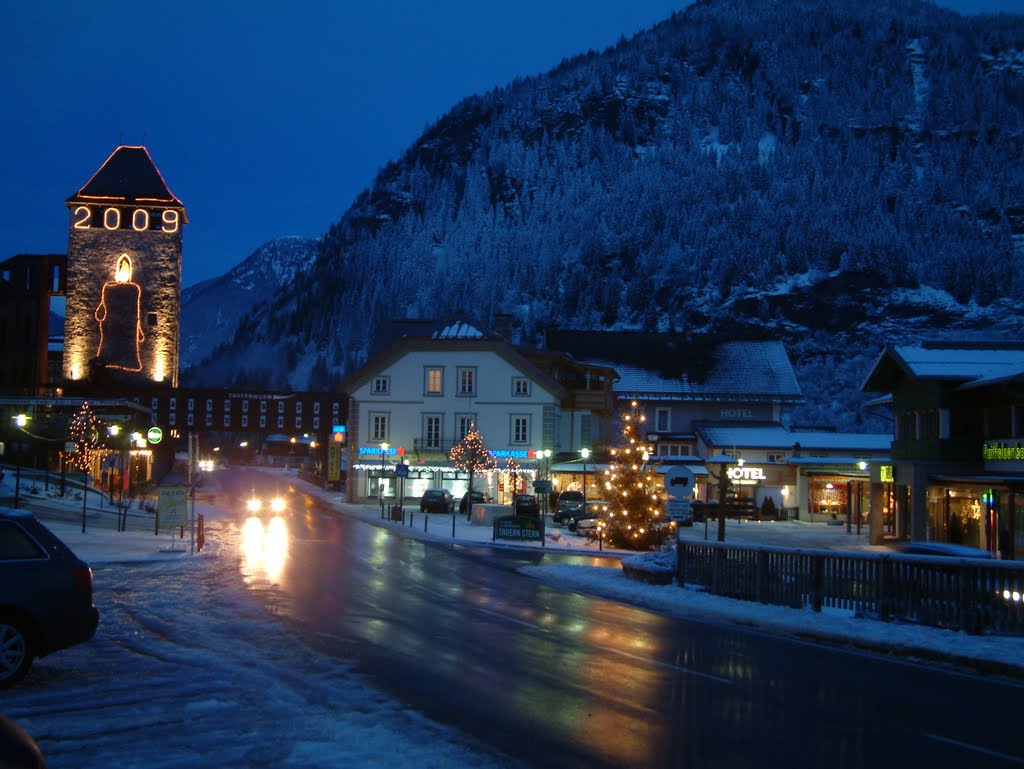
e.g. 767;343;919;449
493;515;544;542
148;426;163;445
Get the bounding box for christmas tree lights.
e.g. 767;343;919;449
450;426;496;514
595;401;671;550
67;401;103;474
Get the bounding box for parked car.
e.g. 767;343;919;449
419;488;455;514
897;542;993;559
0;508;100;688
512;494;540;518
459;490;488;515
567;500;610;533
552;490;585;524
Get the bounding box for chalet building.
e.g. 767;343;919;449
546;332;891;524
341;320;618;505
862;341;1024;558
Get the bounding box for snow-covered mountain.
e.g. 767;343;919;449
180;236;318;382
182;0;1024;429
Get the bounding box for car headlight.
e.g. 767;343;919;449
270;497;286;513
246;497;262;513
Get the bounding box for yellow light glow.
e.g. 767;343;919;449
132;209;150;231
162;210;180;233
73;206;91;229
94;254;145;372
103;207;121;230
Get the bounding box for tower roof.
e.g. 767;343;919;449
66;146;185;210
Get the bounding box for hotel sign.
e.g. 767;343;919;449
726;465;767;484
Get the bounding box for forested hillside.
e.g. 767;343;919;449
184;0;1024;430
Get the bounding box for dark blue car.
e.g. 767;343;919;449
0;508;100;688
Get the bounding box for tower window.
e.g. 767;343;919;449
147;312;158;327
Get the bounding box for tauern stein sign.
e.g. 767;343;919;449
493;514;545;546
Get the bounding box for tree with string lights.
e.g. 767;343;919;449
449;426;496;517
595;400;671;550
67;401;103;475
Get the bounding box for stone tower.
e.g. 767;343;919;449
63;146;187;388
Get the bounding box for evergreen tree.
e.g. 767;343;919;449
596;401;671;550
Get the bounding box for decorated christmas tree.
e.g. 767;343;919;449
449;426;496;516
596;401;671;550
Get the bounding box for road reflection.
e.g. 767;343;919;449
241;515;289;584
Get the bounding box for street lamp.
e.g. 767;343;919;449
580;448;591;512
379;442;389;517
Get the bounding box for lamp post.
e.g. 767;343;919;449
580;448;591;513
706;453;733;542
379;442;389;517
539;448;552;515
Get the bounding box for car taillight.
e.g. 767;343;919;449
74;565;94;593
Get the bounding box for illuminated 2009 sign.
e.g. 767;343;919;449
73;205;180;233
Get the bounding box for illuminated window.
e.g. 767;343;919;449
371;413;389;442
424;367;443;396
512;378;530;396
512;415;530;444
457;367;476;396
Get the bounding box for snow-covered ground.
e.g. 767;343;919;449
2;467;1022;768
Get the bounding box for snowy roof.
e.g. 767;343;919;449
568;339;802;403
862;341;1024;392
695;423;891;452
432;321;485;339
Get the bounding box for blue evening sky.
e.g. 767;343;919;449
0;0;1018;288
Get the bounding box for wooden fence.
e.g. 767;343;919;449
677;541;1024;636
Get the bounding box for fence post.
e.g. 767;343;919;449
958;562;979;635
878;556;892;623
677;541;687;586
811;554;824;612
757;549;770;603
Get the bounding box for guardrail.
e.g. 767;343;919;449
677;541;1024;636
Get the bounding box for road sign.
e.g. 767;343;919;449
158;486;188;527
533;479;552;494
147;426;163;445
663;466;695;498
666;497;693;523
395;463;409;478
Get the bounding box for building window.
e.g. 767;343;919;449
424;367;443;396
260;401;268;413
242;401;249;413
278;401;285;413
187;398;194;412
457;367;476;396
424;414;442;450
313;402;320;415
655;408;670;432
372;376;390;395
277;416;284;429
768;452;785;463
512;377;530;397
206;399;213;412
296;402;303;414
259;415;266;428
371;413;389;442
295;417;302;429
457;414;476;440
223;399;230;413
242;415;248;428
512;415;530;444
223;415;230;427
313;417;320;430
147;312;158;327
